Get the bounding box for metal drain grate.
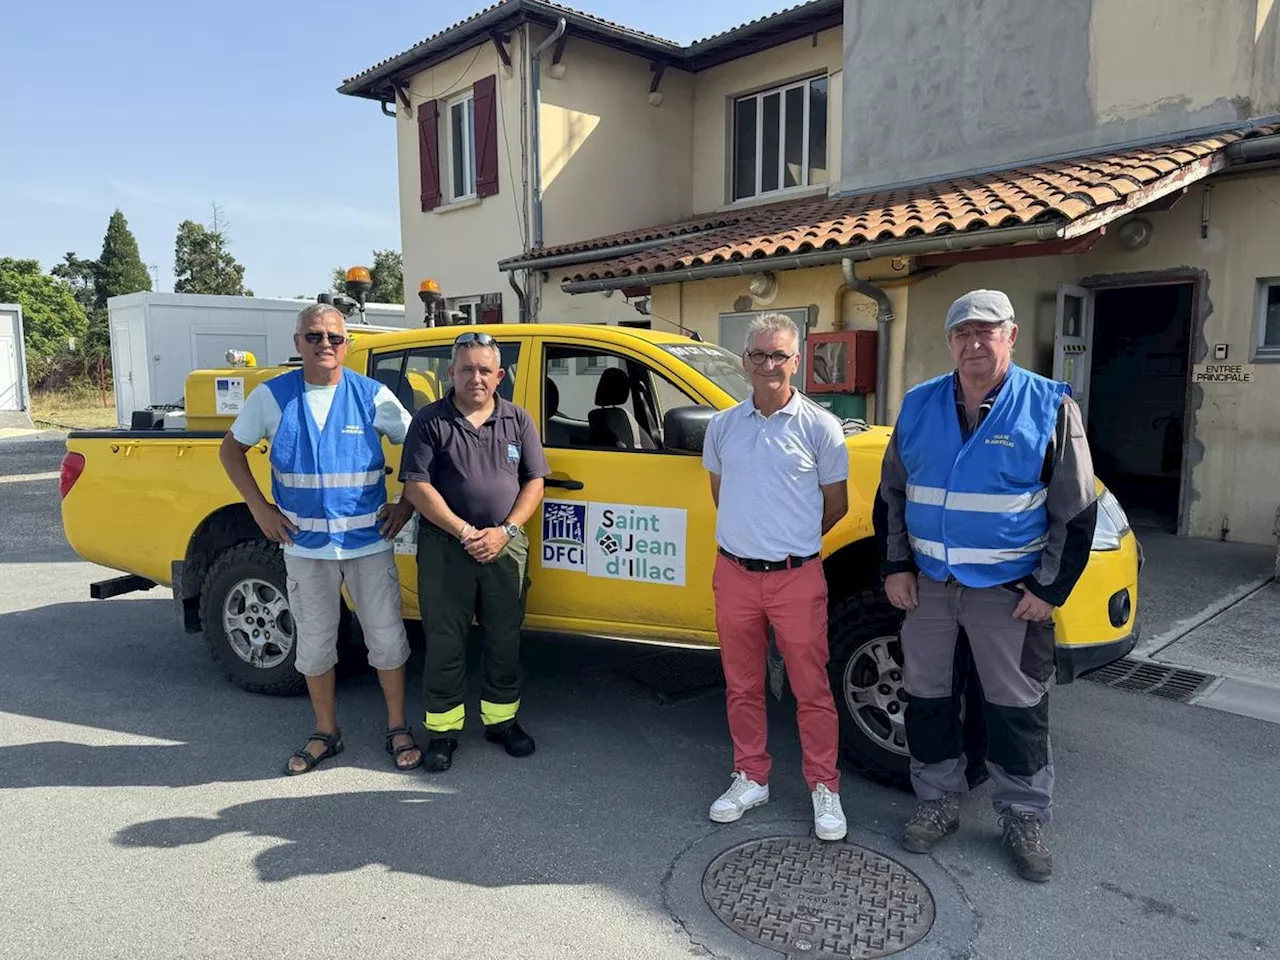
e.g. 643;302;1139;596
1081;657;1214;702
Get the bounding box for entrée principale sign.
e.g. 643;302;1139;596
1192;363;1254;383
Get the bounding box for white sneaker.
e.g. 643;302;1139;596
709;771;769;823
812;783;847;841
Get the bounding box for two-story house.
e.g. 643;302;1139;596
341;0;1280;547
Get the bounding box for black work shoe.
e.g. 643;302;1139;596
421;737;458;772
484;720;536;757
900;794;961;853
1000;812;1053;882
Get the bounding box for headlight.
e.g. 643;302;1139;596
1092;488;1131;551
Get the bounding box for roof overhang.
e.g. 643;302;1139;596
501;122;1280;294
338;0;842;102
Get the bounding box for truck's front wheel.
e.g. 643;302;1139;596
199;540;307;696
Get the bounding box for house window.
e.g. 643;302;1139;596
733;75;828;202
1256;279;1280;360
451;297;481;324
448;92;477;201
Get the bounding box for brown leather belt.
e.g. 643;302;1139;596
718;547;820;573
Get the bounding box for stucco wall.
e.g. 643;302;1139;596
537;31;694;245
396;40;525;319
901;172;1280;545
692;27;844;214
842;0;1278;194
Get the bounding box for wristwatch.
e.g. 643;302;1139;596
502;522;519;539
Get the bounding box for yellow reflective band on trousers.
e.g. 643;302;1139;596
480;699;520;726
424;704;465;733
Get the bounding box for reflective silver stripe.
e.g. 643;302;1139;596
906;484;947;506
278;509;381;534
273;469;383;489
908;535;947;561
947;536;1048;566
945;488;1048;514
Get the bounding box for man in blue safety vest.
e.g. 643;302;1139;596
875;289;1098;883
219;303;420;776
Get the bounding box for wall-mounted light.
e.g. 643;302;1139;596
1117;217;1153;251
748;271;777;302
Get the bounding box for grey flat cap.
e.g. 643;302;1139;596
944;289;1015;332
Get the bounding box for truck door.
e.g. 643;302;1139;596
367;336;529;621
524;335;719;645
1053;283;1095;422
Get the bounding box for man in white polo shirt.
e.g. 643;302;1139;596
702;312;851;840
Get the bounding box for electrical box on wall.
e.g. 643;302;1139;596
805;330;877;395
1213;343;1229;360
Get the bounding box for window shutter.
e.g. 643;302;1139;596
473;75;499;198
418;99;441;211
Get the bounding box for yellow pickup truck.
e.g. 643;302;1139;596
58;323;1141;787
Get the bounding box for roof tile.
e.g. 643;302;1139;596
507;124;1279;282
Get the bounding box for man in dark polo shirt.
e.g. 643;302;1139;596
400;331;550;772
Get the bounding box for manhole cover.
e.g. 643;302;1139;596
701;836;935;959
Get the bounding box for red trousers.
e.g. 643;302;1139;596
712;552;840;792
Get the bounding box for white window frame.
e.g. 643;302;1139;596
447;92;477;201
1253;277;1280;361
731;75;828;202
450;296;481;325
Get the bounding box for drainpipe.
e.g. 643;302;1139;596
509;271;529;324
530;17;566;252
841;257;895;426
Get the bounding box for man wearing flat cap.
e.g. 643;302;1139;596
874;289;1098;882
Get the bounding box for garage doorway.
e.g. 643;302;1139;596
1085;283;1194;532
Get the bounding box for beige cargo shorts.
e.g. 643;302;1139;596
283;549;410;677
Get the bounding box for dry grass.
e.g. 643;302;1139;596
31;387;117;430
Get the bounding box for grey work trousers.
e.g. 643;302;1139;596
900;572;1056;822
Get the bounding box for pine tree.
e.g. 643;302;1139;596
173;204;252;296
95;210;152;307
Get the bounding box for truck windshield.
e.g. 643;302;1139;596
659;342;751;402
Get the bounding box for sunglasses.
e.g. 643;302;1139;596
454;331;497;346
302;332;347;346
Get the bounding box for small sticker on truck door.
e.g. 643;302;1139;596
215;377;245;414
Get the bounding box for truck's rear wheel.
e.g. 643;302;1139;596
199;540;307;696
827;589;912;790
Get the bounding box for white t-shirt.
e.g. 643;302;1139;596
230;377;414;561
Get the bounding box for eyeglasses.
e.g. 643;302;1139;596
302;332;347;346
744;349;795;366
454;331;497;346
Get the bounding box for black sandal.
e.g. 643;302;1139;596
385;725;423;771
284;730;344;776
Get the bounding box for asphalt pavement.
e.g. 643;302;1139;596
1;436;1277;960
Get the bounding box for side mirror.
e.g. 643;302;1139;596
663;405;716;455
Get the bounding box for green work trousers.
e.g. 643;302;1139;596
417;522;530;734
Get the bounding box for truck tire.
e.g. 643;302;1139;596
827;588;912;790
828;589;992;793
198;540;307;696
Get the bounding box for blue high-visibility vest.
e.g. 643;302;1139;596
896;364;1067;588
265;369;387;553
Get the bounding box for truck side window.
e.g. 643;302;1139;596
398;342;521;414
371;351;412;411
543;344;697;452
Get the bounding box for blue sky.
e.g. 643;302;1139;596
1;0;785;299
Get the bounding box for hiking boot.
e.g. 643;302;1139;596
709;771;769;823
811;784;847;841
484;720;536;758
900;794;961;853
421;737;458;772
1000;811;1053;882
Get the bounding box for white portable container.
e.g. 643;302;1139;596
106;292;410;427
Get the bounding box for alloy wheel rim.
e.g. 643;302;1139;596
222;577;294;669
